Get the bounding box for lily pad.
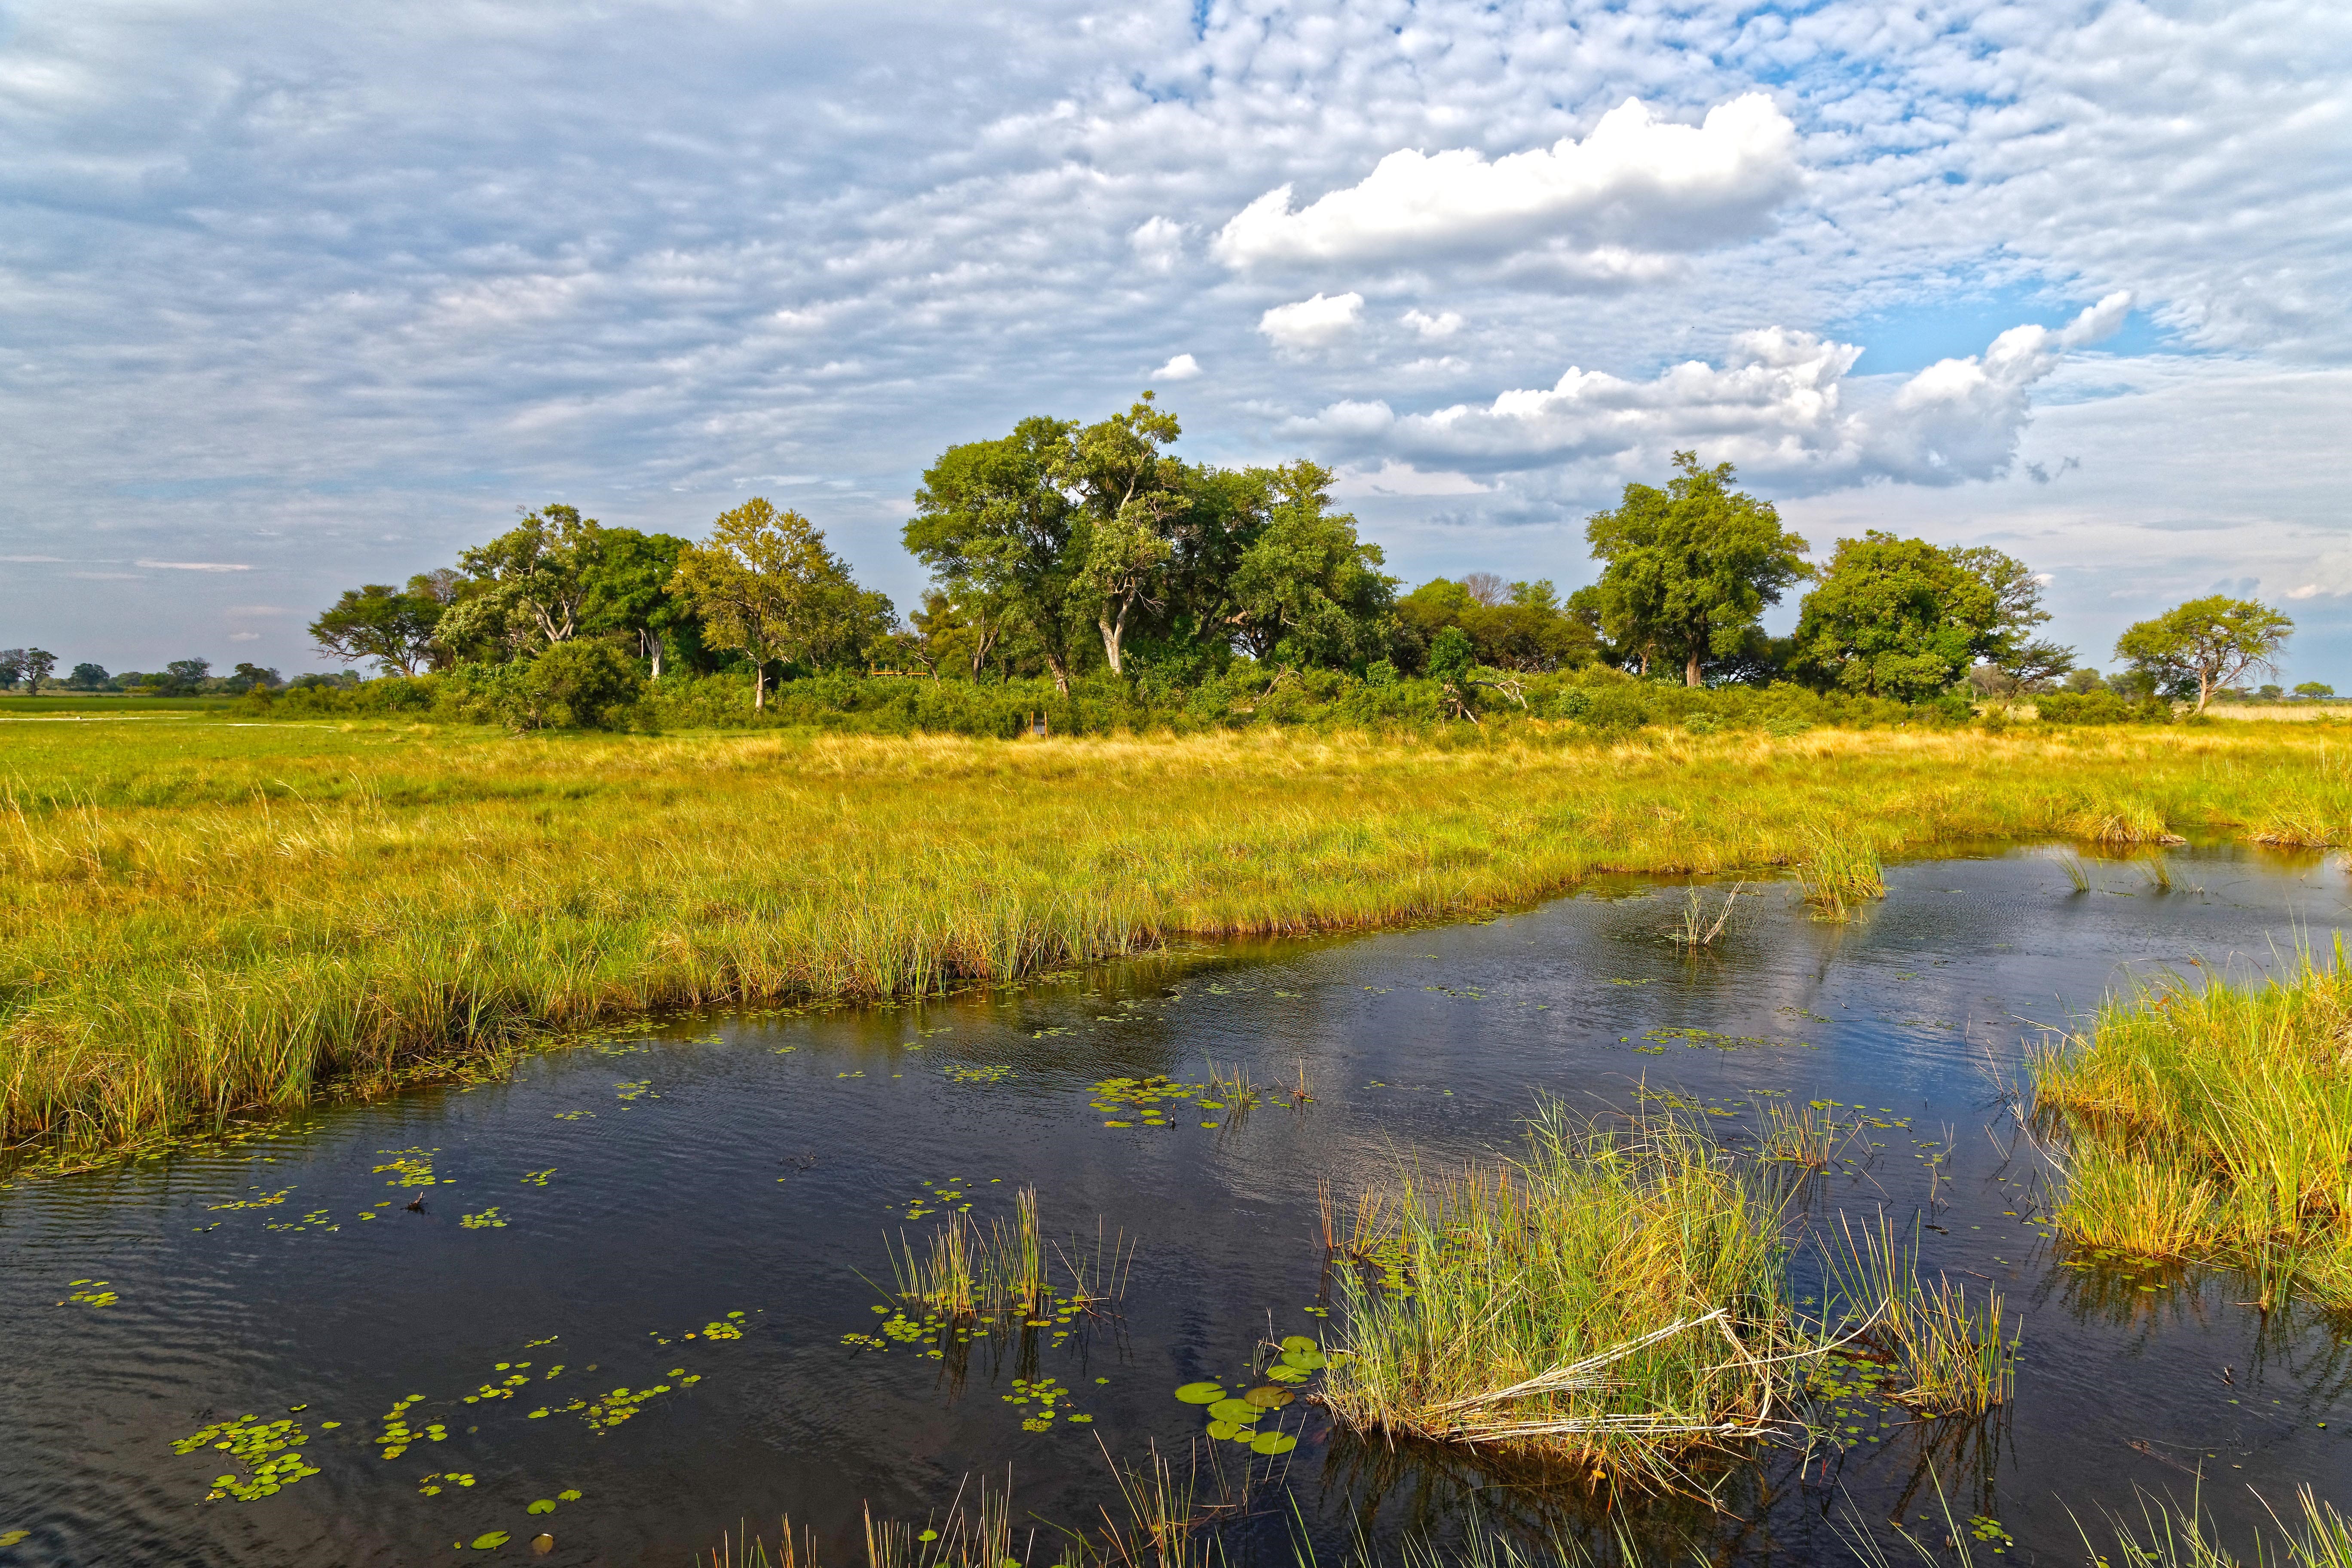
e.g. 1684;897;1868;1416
1279;1335;1317;1354
471;1531;511;1549
1206;1398;1259;1422
1206;1419;1248;1439
1250;1433;1299;1455
1264;1364;1311;1383
1280;1348;1328;1370
1242;1386;1293;1409
527;1500;556;1515
556;1490;582;1502
1173;1382;1226;1404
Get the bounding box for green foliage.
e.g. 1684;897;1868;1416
670;500;893;709
1397;577;1595;674
2115;595;2295;713
1226;461;1396;669
309;582;447;676
441;504;606;656
2297;681;2336;699
1789;532;2000;701
2035;691;2171;726
1584;451;1810;686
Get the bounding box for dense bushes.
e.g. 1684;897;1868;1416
233;655;2102;738
2035;691;2174;726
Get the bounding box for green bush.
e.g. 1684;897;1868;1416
2036;691;2172;726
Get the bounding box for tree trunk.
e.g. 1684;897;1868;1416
1046;653;1069;695
2196;669;2212;713
753;662;766;711
1099;612;1125;677
1686;652;1703;688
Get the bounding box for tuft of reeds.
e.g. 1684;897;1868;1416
2033;939;2352;1307
1758;1101;1858;1170
1795;827;1883;921
2072;799;2188;845
703;1476;1031;1568
1814;1216;2015;1417
5;721;2343;1165
2058;853;2092;894
1670;883;1742;949
2080;1486;2352;1568
890;1192;1133;1328
1317;1106;1800;1489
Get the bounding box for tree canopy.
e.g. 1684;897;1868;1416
2115;596;2294;713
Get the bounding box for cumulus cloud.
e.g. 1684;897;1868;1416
1215;95;1800;276
1258;292;1364;352
1152;353;1202;380
1402;309;1463;340
1287;294;2132;487
1329;460;1490;497
1130;217;1187;273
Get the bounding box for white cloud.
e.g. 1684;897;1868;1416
1402;309;1463;340
1129;216;1187;273
227;630;262;641
137;560;254;572
1214;95;1801;276
1258;292;1364;352
1288;294;2131;488
1329;460;1490;497
1152;352;1202;380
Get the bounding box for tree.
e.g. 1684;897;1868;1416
1789;532;2003;701
2064;668;2107;694
162;658;212;695
67;662;109;690
1584;452;1810;686
20;649;54;692
906;417;1082;692
1399;578;1595;675
226;662;282;694
2114;596;2294;714
2296;681;2335;700
441;504;606;656
0;649;21;690
579;528;694;677
1225;461;1396;668
670;499;892;710
310;583;446;676
1058;392;1186;677
1947;546;2072;685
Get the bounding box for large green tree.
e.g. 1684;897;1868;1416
1788;532;2001;701
439;503;606;656
2114;596;2294;714
578;528;695;677
906;417;1082;692
1224;461;1396;668
1584;452;1810;686
1057;392;1188;677
670;499;892;710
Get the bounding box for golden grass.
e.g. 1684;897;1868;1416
2034;941;2352;1305
4;718;2348;1161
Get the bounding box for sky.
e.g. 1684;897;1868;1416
2;0;2348;682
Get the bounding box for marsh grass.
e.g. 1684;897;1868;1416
1757;1102;1860;1170
2034;941;2352;1306
3;722;2341;1163
1317;1107;1800;1489
1795;828;1884;921
889;1188;1131;1327
1814;1216;2015;1417
1670;884;1742;949
2082;1487;2352;1568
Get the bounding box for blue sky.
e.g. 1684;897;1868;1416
2;0;2348;682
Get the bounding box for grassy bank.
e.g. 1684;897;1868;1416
2034;943;2352;1305
4;719;2348;1161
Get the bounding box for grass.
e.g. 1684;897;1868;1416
1794;826;1884;921
5;719;2350;1164
2033;940;2352;1306
1317;1107;1801;1489
1815;1216;2015;1417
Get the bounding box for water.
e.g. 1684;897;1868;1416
6;844;2352;1567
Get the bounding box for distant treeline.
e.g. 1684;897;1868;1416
9;394;2309;726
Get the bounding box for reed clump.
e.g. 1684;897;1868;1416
1794;827;1883;921
2083;1487;2352;1568
1317;1107;1800;1488
2033;941;2352;1305
1816;1216;2015;1417
3;720;2342;1163
889;1189;1132;1325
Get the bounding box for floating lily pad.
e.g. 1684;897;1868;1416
556;1490;582;1501
1206;1398;1258;1422
1264;1365;1311;1383
1243;1386;1292;1409
527;1500;556;1515
1250;1433;1298;1455
1280;1348;1328;1370
1207;1419;1246;1439
471;1531;511;1549
1173;1382;1225;1404
1279;1335;1317;1354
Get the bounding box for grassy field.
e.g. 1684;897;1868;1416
5;717;2351;1163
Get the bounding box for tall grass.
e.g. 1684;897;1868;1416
1815;1216;2015;1417
0;721;2334;1162
888;1188;1133;1324
1317;1108;1798;1488
2033;940;2352;1306
1795;827;1883;921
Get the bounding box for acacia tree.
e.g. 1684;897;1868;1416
905;417;1081;691
309;583;446;676
1584;452;1810;686
670;499;891;710
440;503;605;655
2114;595;2294;714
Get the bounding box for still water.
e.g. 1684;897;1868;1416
5;845;2352;1567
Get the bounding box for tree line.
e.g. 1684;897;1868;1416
6;394;2303;717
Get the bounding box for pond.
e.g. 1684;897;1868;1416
5;844;2352;1566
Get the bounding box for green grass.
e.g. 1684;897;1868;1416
2033;940;2352;1306
1816;1216;2014;1417
1317;1108;1800;1488
3;718;2347;1164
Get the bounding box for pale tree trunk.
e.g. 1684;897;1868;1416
641;628;664;680
969;625;997;682
1098;607;1128;677
1046;652;1070;694
753;662;766;711
1686;652;1703;688
2197;668;2213;714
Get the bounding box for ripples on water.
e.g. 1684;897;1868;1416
5;845;2352;1566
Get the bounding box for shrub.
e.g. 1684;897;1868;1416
2037;691;2171;726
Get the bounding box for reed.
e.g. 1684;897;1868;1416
1670;883;1742;949
2033;940;2352;1306
1795;827;1883;921
2;720;2339;1163
1317;1107;1799;1489
1814;1216;2015;1417
2082;1487;2352;1568
1757;1101;1855;1170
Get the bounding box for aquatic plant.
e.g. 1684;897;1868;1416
2034;940;2352;1307
3;721;2340;1165
1317;1107;1799;1489
1669;883;1742;949
1795;827;1883;921
1813;1216;2015;1418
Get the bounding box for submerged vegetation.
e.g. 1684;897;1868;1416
3;720;2347;1164
2034;941;2352;1306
